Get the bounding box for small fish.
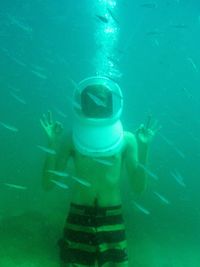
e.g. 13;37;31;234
96;14;109;23
107;8;119;24
73;101;82;110
10;91;26;105
158;133;185;158
87;92;107;107
0;122;19;132
31;64;45;72
7;14;33;34
92;157;114;166
54;108;68;118
71;176;91;187
48;170;90;187
187;57;198;73
173;147;185;159
37;145;56;155
67;77;79;91
51;179;69;189
153;191;170;204
66;96;82;111
133;201;150;215
138;162;159;180
47;170;69;177
140;3;157;8
158;133;174;146
12;57;26;67
4;183;27;190
153;39;160;47
31;70;47;80
171;170;186;187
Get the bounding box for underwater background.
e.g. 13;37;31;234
0;0;200;266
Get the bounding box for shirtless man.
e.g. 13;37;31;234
40;77;157;267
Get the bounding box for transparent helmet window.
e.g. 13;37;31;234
73;76;123;120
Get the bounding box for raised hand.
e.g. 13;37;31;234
135;115;161;146
40;110;63;144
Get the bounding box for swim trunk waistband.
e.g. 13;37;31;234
69;202;123;217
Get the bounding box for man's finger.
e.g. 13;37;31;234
42;114;48;126
147;128;154;136
47;110;53;125
135;124;144;133
40;119;47;130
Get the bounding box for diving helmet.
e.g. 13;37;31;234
72;76;124;157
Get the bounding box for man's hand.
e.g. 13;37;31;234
40;111;63;144
135;115;160;147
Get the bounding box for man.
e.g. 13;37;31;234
40;77;157;267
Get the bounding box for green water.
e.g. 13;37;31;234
0;0;200;266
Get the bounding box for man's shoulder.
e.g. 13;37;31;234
121;131;137;157
124;131;137;146
121;131;138;161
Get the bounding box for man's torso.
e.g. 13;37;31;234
68;139;127;207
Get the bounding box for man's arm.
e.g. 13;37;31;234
42;132;73;191
124;131;148;193
40;111;73;191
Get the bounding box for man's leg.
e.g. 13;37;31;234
97;205;129;267
59;203;98;267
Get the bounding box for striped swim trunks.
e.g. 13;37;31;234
58;201;128;266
